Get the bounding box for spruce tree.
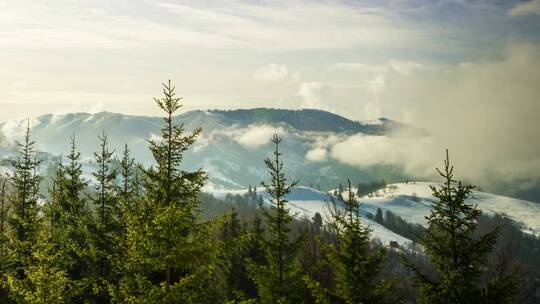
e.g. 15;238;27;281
306;179;393;304
4;124;72;304
118;143;136;218
89;131;119;301
1;177;8;236
375;208;383;224
0;176;11;303
43;158;64;244
111;142;137;296
220;208;255;302
243;214;266;299
52;136;93;301
7;123;42;279
403;150;517;304
247;134;307;304
115;80;222;303
299;212;324;285
6;228;71;304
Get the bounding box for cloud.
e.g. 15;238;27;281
328;60;425;119
327;43;540;188
330;134;436;177
331;60;424;76
89;102;106;114
362;74;386;119
148;132;163;143
331;62;388;74
305;147;328;162
233;125;285;148
0;1;435;52
298;82;331;109
367;74;386;100
508;0;540;17
388;60;424;75
254;63;290;82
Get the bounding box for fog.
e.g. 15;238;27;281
327;43;540;190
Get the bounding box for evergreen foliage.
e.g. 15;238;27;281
89;131;120;301
306;180;394;304
118;143;137;218
0;82;530;303
403;150;518;304
6;123;42;278
50;136;94;302
115;80;222;303
219;208;259;302
247;134;308;304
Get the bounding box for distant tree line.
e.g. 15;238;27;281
0;80;533;303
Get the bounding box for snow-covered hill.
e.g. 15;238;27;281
1;109;539;239
212;186;415;246
356;182;540;236
211;183;540;247
0;109;409;190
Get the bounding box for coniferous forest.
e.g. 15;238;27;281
0;81;539;304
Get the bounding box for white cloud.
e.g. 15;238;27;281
367;74;386;100
331;60;425;76
1;119;27;142
0;1;434;52
328;59;425;119
362;74;386;119
329;43;540;187
331;62;388;74
362;102;383;121
508;0;540;17
330;134;436;177
234;125;285;148
89;102;106;114
148;132;163;143
388;60;424;75
254;63;290;82
298;82;331;109
305;147;328;162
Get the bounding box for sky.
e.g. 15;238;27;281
1;0;540;189
0;0;538;121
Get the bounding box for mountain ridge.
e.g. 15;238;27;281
0;107;397;129
0;108;410;192
0;108;401;135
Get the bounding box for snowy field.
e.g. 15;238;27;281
210;182;540;247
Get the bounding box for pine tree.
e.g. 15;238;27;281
6;230;71;304
3;123;73;304
0;176;11;303
7;122;42;279
1;177;8;236
118;143;136;218
247;134;307;304
115;80;222;303
220;208;256;302
403;150;517;304
300;212;324;280
306;179;393;304
375;208;383;224
52;136;93;301
112;142;137;295
89;131;119;301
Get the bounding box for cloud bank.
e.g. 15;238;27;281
233;125;286;149
508;0;540;17
254;64;290;82
298;82;331;109
328;43;540;187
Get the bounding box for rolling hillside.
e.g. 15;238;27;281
211;182;540;246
